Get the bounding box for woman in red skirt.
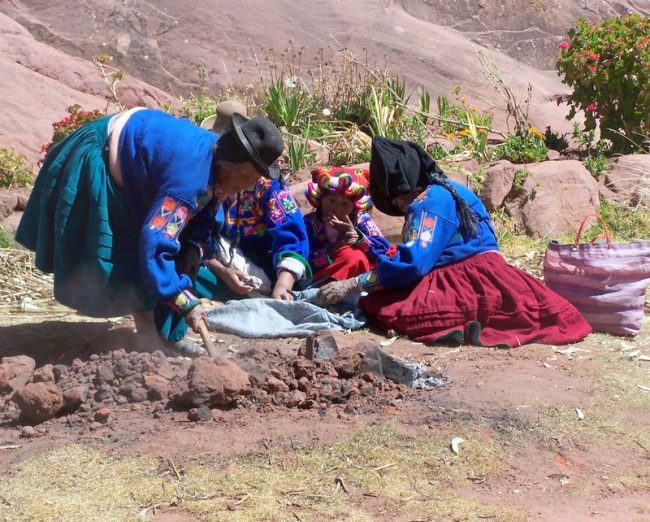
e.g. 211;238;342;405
317;137;592;347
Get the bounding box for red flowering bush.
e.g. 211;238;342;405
41;104;104;156
556;15;649;152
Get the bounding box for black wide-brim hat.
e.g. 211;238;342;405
369;136;444;216
232;113;283;180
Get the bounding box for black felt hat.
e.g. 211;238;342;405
369;136;444;216
232;113;283;179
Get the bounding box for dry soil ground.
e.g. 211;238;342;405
0;307;649;521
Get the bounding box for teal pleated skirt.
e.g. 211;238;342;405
16;116;156;317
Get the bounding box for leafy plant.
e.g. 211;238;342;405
513;168;529;190
0;225;13;248
287;124;315;172
556;15;650;152
543;126;569;153
572;123;610;178
0;148;35;188
177;67;219;125
493;132;548;163
41;104;104;156
92;55;126;111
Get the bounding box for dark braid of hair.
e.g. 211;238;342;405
429;172;478;237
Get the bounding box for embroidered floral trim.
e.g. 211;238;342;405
149;197;192;240
170;289;200;315
267;190;298;224
357;270;381;291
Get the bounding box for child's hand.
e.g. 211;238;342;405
328;215;358;245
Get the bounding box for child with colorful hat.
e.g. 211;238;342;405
304;166;391;285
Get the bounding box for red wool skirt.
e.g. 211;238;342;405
313;245;371;283
359;251;592;347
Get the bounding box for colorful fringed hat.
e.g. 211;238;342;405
305;166;372;212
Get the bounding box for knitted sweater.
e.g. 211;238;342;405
118;109;218;313
358;181;499;291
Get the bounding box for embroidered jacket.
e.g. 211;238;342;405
118;109;218;314
215;178;310;278
357;181;499;291
303;210;390;272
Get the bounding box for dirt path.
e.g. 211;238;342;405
1;317;649;521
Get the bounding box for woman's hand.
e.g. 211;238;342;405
316;277;362;305
185;304;207;333
206;259;254;295
272;270;296;301
328;215;358;245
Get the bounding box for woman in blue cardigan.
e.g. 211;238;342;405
317;137;592;347
16;108;284;352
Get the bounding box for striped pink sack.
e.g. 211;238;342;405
543;214;650;336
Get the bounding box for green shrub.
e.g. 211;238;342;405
0;148;35;189
0;225;13;248
493;132;548;163
556;15;650;152
41;104;104;156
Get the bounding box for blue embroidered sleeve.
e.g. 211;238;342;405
355;211;391;262
139;195;197;307
262;181;311;276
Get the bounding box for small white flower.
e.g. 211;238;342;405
322;108;332;117
284;75;298;88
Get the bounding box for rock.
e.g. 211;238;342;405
128;386;148;403
21;425;44;438
14;382;63;425
286;390;307;408
32;364;55;383
187;406;212;422
503;160;599;239
94;384;114;402
330;347;364;379
600;154;650;208
94;407;111;423
266;376;289;393
95;362;115;384
480;160;517;211
144;374;170;402
546;149;562;160
52;364;68;382
62;385;87;413
302;332;339;360
0;355;36;393
307;139;330;166
184;358;250;408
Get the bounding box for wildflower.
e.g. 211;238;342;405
284;75;298;88
322;108;332;117
458;129;470;136
588;52;600;61
559;41;569;50
586;102;598;113
445;132;455;139
588;65;597;74
460;96;468;105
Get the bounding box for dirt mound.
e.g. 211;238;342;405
0;338;448;428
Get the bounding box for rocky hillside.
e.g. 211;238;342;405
1;0;648;163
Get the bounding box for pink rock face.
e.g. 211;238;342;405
186;358;251;408
504;160;600;239
13;381;63;425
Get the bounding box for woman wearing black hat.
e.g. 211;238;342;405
16;107;284;352
317;136;592;347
